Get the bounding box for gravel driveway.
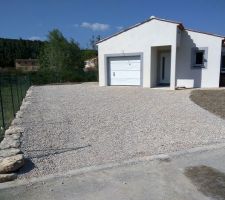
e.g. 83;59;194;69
17;83;225;179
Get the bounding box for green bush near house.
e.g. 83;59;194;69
29;68;98;85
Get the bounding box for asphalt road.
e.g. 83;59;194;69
1;144;225;200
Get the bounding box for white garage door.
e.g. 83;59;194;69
109;56;141;86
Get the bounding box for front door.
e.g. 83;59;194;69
159;52;171;84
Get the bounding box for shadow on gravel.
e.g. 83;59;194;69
18;158;35;175
27;144;91;159
184;165;225;200
18;145;91;175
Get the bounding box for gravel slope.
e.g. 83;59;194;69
17;83;225;179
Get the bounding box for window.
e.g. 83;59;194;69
195;51;204;65
192;47;208;68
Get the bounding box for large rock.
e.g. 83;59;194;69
5;133;21;140
0;173;17;183
0;137;20;150
0;154;25;173
5;127;23;135
0;148;21;158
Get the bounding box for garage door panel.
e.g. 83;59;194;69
109;56;140;61
111;79;140;86
109;56;141;86
110;60;140;71
110;71;140;79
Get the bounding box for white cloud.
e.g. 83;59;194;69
28;36;42;41
80;22;110;31
116;26;124;30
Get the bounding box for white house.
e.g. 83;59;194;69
97;17;225;89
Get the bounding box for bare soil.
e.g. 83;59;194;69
190;89;225;119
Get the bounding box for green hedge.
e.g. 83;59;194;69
29;68;98;85
1;67;98;85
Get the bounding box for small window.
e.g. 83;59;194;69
192;47;208;68
195;51;204;65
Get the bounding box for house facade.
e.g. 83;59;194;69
97;17;225;89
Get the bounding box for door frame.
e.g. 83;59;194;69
159;52;171;84
105;52;144;86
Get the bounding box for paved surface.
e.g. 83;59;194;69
15;83;225;179
1;145;225;200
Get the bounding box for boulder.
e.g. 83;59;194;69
5;127;23;135
0;154;25;173
0;148;21;158
0;137;20;150
0;173;17;183
4;134;21;141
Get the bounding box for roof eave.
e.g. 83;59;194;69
96;17;224;44
185;28;225;39
155;18;184;30
97;17;183;44
96;18;151;45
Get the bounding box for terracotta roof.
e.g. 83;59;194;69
97;17;224;44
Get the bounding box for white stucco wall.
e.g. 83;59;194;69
176;31;223;88
97;19;178;87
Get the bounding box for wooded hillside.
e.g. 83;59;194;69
0;38;45;68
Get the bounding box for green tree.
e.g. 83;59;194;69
40;29;81;69
38;29;83;82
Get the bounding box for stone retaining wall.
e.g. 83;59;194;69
0;87;33;183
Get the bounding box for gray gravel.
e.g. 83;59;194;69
17;83;225;179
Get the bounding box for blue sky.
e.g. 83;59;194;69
0;0;224;48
